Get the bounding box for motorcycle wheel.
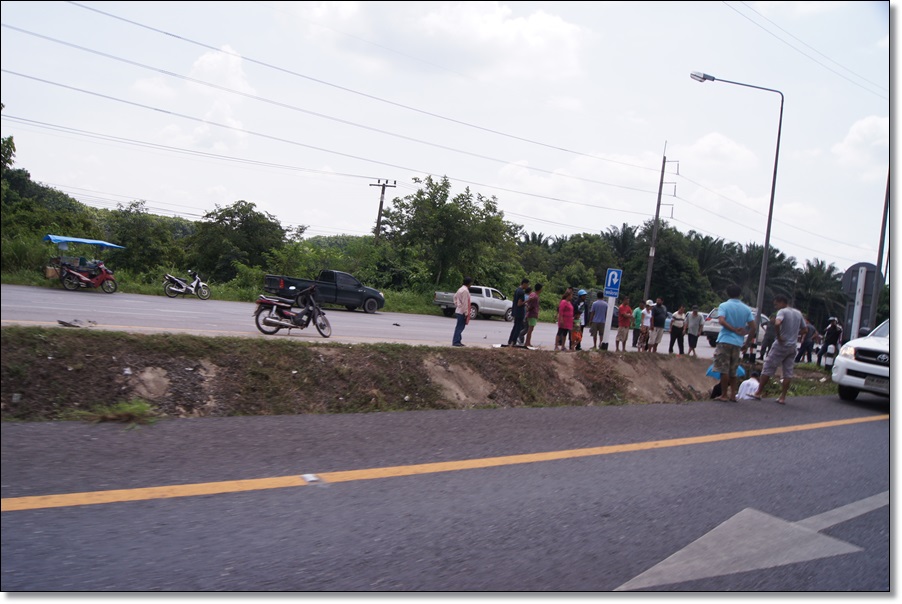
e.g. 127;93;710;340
254;308;282;335
62;274;80;291
314;311;332;338
164;282;180;298
197;285;211;300
101;279;118;294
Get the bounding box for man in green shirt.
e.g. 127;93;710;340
632;299;645;348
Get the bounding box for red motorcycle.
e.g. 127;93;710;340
59;260;118;293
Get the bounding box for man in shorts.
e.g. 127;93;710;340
752;294;806;405
712;284;756;402
615;296;632;352
589;291;609;349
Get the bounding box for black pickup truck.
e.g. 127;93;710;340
264;270;385;314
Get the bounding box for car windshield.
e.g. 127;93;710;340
869;320;889;338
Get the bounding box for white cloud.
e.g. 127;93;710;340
830;115;889;180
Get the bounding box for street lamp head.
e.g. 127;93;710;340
690;71;715;83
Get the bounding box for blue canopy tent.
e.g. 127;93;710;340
43;235;125;250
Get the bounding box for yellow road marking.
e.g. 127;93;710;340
1;415;888;512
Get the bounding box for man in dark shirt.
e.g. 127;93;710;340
507;278;530;347
650;297;668;352
817;317;843;366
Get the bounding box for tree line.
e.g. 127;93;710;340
0;117;886;328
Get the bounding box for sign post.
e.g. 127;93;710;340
604;269;622;350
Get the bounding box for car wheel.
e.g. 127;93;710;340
837;385;859;401
469;304;478;321
363;298;379;314
504;308;513;322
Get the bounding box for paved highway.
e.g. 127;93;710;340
0;284;889;591
0;284;717;357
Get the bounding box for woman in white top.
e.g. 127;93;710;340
639;300;654;352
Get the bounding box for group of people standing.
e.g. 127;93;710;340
630;298;705;357
711;284;824;406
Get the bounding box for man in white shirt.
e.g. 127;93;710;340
452;277;472;347
737;371;761;400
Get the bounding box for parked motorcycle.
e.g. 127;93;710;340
59;260;118;293
163;270;211;300
253;284;331;338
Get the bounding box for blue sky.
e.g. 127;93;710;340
0;1;891;279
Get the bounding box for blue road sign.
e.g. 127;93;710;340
604;268;622;298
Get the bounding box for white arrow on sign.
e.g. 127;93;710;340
607;271;620;287
615;491;888;591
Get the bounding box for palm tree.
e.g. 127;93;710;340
601;223;639;266
794;259;847;326
727;243;797;313
687;232;737;296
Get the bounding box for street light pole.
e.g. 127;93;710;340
690;71;784;338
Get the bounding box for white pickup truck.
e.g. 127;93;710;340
433;286;513;321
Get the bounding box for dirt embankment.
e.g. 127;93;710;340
0;327;822;421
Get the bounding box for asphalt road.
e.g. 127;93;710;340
0;284;716;357
0;284;890;592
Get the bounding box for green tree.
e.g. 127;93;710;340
379;176;520;288
601;223;640;268
188;200;286;282
792;258;847;326
105;201;182;275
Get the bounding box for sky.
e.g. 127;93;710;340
0;1;891;282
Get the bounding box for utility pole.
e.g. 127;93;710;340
643;144;678;302
370;179;396;243
867;170;889;330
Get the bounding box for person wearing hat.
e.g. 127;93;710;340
632;299;645;348
686;305;704;357
589;290;609;350
817;316;843;367
639;299;654;352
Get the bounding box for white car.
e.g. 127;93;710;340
702;307;769;347
831;319;890;401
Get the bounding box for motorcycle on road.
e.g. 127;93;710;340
253;284;331;338
163;270;211;300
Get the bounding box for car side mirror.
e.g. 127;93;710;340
859;327;871;337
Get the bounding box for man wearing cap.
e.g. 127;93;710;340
639;299;654;352
650;297;668;353
573;289;589;350
589;291;609;350
632;300;645;348
686;305;704;357
817;317;843;367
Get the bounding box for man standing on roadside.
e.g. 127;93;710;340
507;278;529;347
753;294;806;405
632;300;645;348
451;277;472;347
686;305;704;357
650;297;668;353
713;284;756;402
589;291;609;350
615;296;632;352
817;317;843;367
523;283;543;348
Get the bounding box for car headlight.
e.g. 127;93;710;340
839;345;855;358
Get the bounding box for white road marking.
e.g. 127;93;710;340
615;491;888;591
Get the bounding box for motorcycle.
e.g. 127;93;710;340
59;260;118;293
253;284;331;338
163;270;211;300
